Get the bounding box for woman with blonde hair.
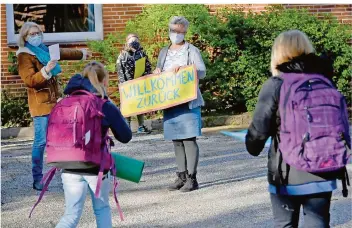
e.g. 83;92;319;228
17;21;89;190
56;61;132;228
245;30;349;227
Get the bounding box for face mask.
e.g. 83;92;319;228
128;41;140;51
169;32;184;44
27;34;42;47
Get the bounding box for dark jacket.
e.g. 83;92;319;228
63;74;132;175
116;47;152;83
245;53;338;186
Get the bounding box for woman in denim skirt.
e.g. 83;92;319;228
153;16;206;192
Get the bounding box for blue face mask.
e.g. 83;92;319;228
27;35;42;47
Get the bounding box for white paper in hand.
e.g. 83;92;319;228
49;44;60;61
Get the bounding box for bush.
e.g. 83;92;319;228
8;52;18;75
87;4;211;69
86;4;212;112
84;5;352;114
124;4;211;66
196;5;352;112
1;91;32;127
87;33;123;73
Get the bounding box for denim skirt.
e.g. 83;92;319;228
163;103;202;140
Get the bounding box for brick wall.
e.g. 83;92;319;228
1;4;351;97
0;4;144;97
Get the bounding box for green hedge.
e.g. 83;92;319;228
198;6;351;112
1;91;31;128
88;5;351;114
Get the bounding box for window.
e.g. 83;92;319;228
6;4;103;46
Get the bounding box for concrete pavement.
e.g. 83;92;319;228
1;131;351;227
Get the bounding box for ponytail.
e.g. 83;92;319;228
82;61;108;98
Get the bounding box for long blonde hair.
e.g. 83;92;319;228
270;30;314;76
82;61;109;98
18;22;43;47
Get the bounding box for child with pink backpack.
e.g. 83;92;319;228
30;61;132;228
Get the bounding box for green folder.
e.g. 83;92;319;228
134;57;146;79
111;152;145;183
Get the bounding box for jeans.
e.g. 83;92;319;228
32;115;49;182
270;192;332;228
56;173;112;228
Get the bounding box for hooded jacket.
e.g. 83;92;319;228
116;47;152;83
62;74;132;175
245;53;341;191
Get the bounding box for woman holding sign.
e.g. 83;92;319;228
153;16;206;192
17;22;89;191
116;33;152;134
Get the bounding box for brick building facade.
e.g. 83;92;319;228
1;4;351;97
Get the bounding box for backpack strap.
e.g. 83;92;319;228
340;133;351;198
29;167;57;218
94;99;110;198
106;136;124;221
94;148;107;198
341;167;350;197
275;152;289;193
281;79;297;132
111;156;124;221
94;128;110;198
94;136;124;221
274;160;281;194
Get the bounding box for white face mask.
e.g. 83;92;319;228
169;32;184;44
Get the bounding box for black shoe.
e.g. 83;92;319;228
180;173;199;192
167;171;187;191
137;125;152;134
33;181;43;191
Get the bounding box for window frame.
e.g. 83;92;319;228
6;4;103;46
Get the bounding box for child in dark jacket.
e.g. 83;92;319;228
116;33;152;134
245;30;350;228
56;61;132;228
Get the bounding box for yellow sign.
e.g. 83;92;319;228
134;57;146;79
119;65;198;117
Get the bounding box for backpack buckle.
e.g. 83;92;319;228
299;133;310;156
303;132;310;142
340;132;345;140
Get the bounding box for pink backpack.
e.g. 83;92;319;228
29;90;124;220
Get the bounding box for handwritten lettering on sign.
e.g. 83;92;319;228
119;65;198;117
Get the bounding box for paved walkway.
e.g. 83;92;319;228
1;131;351;227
